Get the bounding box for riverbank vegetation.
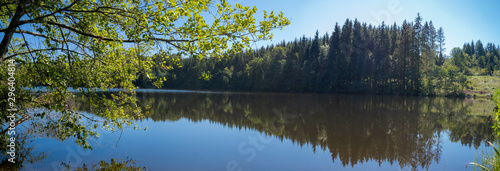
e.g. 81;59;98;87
464;76;500;98
143;14;493;97
448;40;500;98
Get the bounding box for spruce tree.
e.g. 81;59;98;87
437;27;446;66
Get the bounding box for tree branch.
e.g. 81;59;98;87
42;21;196;43
3;29;84;47
4;48;87;61
0;0;26;63
20;0;81;24
61;6;128;14
2;114;31;135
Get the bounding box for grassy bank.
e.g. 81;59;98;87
464;76;500;98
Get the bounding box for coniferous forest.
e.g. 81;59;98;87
144;14;499;96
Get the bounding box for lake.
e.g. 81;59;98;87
22;90;496;170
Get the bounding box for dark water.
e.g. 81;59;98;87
23;90;496;170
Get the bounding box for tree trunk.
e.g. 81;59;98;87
0;1;26;64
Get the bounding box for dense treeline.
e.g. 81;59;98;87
450;40;500;75
147;14;471;96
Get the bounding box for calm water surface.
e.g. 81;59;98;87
23;90;496;170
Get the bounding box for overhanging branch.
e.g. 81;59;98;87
42;21;196;43
19;0;81;25
4;47;86;60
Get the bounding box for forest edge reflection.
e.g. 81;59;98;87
74;91;496;170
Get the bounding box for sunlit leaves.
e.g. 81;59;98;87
0;0;288;150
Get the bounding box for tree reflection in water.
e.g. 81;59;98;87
1;112;149;171
92;92;496;170
0;132;47;171
61;157;148;171
3;91;494;170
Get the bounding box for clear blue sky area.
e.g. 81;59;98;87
233;0;500;56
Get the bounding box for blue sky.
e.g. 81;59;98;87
233;0;500;56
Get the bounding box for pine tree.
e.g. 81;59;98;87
336;19;352;92
421;21;430;74
414;13;423;55
476;40;486;58
310;30;321;62
329;23;342;92
374;22;390;92
390;23;399;56
396;20;412;94
360;23;372;91
428;21;437;68
349;19;363;91
471;40;476;56
436;27;445;66
323;32;330;46
463;43;472;56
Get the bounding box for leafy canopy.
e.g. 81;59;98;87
0;0;289;149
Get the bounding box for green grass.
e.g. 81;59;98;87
468;142;500;171
465;76;500;98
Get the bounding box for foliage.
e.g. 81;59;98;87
0;0;289;152
157;15;467;96
468;142;500;171
457;40;500;76
493;89;500;137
